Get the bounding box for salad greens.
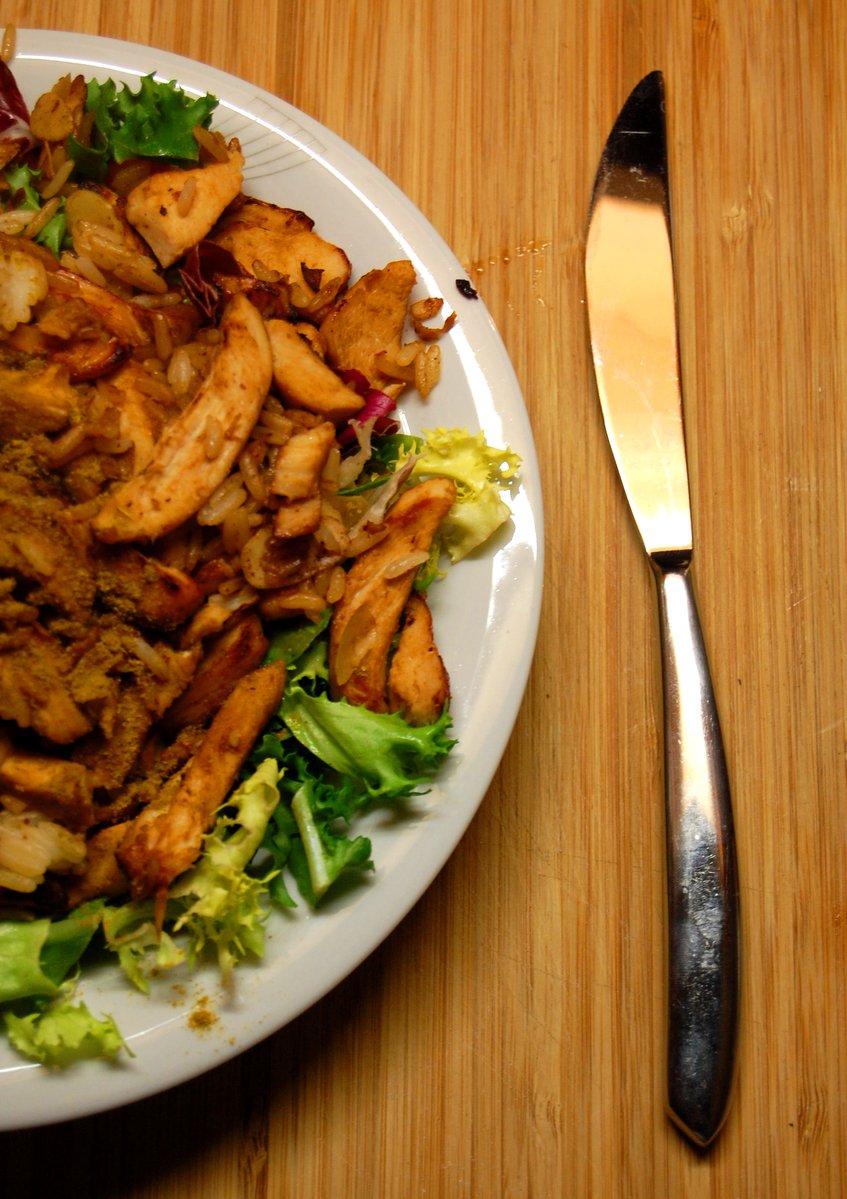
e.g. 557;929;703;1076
67;73;217;181
0;902;127;1067
2;160;67;254
408;428;522;562
0;412;517;1067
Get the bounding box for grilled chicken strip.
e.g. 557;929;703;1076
329;476;456;711
387;592;450;726
265;317;364;422
320;259;416;392
0;745;94;831
117;659;286;902
92;294;272;543
125;144;244;268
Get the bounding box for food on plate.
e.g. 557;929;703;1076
0;54;521;1067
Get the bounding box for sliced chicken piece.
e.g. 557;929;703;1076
64;822;130;906
125;144;244;268
0;627;93;745
270;420;336;499
0;494;95;619
265;317;364;422
0;747;94;831
162;612;269;730
387;592;450;726
92;294;272;544
273;496;322;539
215;199;315;238
320;259;416;391
328;476;456;711
117;659;286;901
45;268;152;346
0;359;82;439
93;359;181;476
92;545;203;630
70;641;200;791
214;201;350;320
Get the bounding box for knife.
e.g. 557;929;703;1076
584;71;740;1147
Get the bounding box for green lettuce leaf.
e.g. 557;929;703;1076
407;427;521;562
101;900;183;995
3;161;68;255
282;682;455;803
254;740;373;908
170;758;283;980
4;993;127;1068
67;74;217;180
290;780;373;902
0;901;105;1004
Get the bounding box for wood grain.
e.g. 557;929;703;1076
2;1;846;1195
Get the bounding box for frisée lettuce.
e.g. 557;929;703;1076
408;428;522;562
0;901;128;1068
68;73;217;180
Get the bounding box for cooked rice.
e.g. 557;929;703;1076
1;23;16;63
59;250;107;286
198;473;248;525
204;416;224;460
39;156;75;198
0;810;86;893
23;196;61;238
176;176;197;217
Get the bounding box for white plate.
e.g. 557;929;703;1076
0;30;543;1130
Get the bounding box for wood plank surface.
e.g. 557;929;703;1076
2;1;845;1195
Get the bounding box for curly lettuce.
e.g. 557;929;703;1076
103;758;283;990
5;995;126;1069
67;74;217;180
0;901;129;1068
2;161;67;254
409;427;521;562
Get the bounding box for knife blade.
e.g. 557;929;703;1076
584;71;740;1147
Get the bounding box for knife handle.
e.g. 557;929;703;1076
651;560;740;1148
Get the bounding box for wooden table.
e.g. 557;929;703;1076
3;2;845;1195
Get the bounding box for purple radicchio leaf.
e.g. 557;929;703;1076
0;59;34;153
179;240;246;320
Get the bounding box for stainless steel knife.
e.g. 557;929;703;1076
584;71;740;1147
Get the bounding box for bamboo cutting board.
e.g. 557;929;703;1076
2;1;846;1195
